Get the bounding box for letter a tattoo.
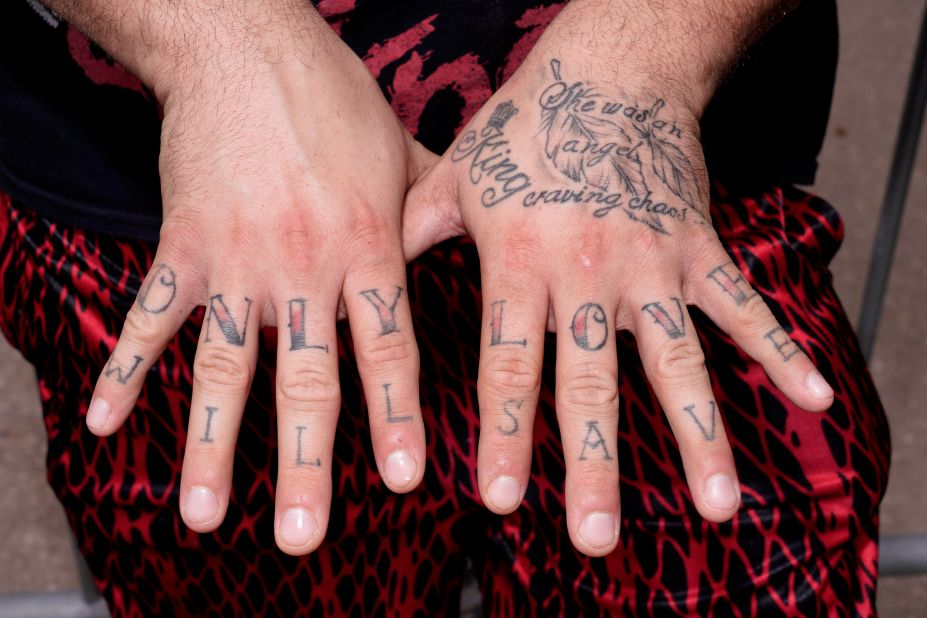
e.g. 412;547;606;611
579;420;613;460
360;287;403;335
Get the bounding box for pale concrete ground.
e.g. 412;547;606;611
1;0;927;614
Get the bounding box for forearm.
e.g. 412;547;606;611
40;0;333;100
532;0;799;116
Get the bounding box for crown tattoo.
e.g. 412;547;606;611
486;100;519;129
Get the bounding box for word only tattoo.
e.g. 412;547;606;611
287;298;328;352
137;264;177;314
360;287;403;336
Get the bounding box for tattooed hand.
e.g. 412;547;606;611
79;3;434;555
404;55;834;556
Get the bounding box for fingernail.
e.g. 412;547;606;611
487;476;522;511
704;474;740;511
805;370;834;399
86;397;111;430
278;508;319;548
578;512;618;549
384;450;417;489
184;486;220;524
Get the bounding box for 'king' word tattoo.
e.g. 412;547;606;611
138;264;177;314
532;59;708;232
571;303;608;351
295;426;321;467
104;354;143;384
360;287;403;336
287;298;328;352
383;384;412;423
451;100;532;207
579;420;613;460
765;327;800;361
498;399;522;436
489;300;527;347
683;402;717;441
205;294;252;347
641;298;686;339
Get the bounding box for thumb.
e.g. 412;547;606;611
402;139;464;262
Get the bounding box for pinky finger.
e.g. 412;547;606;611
697;258;834;412
87;262;193;435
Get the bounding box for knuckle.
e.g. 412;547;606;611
121;305;165;348
348;207;393;252
277;365;340;409
193;347;253;391
574;457;618;480
741;292;773;328
650;340;706;383
356;335;417;370
480;352;542;396
499;229;544;277
560;363;618;409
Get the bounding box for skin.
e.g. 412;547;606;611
47;0;831;560
402;0;832;557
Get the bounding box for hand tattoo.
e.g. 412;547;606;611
498;399;522;436
287;298;328;352
360;287;403;336
579;420;613;460
535;59;707;231
683;402;717;441
295;426;321;467
571;303;608;351
489;300;527;347
201;406;218;443
706;263;757;306
641;298;686;339
451;100;532;207
205;294;252;347
138;264;177;314
104;354;143;384
765;327;800;361
383;384;412;424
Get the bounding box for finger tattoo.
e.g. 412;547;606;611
490;300;527;347
201;406;218;443
383;383;412;423
641;298;686;339
286;298;328;352
137;264;177;314
765;326;800;361
579;420;613;460
571;303;608;351
104;354;143;384
360;287;403;336
683;402;717;441
295;425;321;467
706;263;757;306
205;294;252;346
498;399;522;435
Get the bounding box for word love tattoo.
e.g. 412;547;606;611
295;426;321;467
684;402;717;442
360;287;403;336
201;406;218;443
498;399;522;436
579;420;613;461
765;327;800;361
205;294;252;347
104;354;143;384
287;298;328;352
451;100;532;207
706;263;757;306
489;300;527;347
137;264;177;314
641;298;686;339
383;384;412;424
571;303;608;351
532;59;707;231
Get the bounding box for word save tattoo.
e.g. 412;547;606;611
498;399;522;436
684;402;717;441
579;420;612;460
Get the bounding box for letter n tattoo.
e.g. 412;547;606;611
287;298;328;352
205;294;252;346
360;287;403;335
104;354;143;384
489;300;527;346
579;421;613;460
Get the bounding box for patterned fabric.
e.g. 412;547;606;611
0;182;888;615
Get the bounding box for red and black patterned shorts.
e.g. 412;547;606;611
0;181;888;615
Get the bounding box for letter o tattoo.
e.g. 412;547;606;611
571;303;608;351
138;264;177;314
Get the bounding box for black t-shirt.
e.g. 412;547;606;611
0;0;837;242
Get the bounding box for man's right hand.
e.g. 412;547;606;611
65;1;436;555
